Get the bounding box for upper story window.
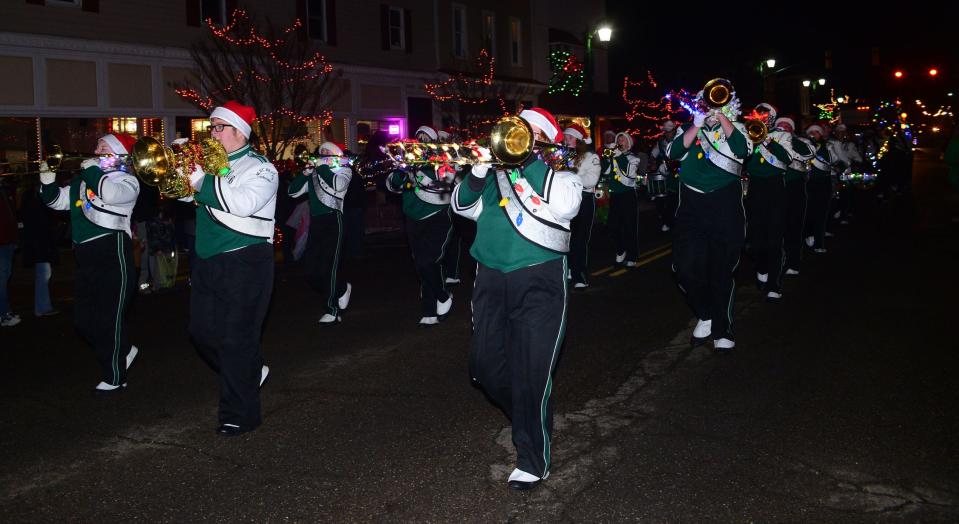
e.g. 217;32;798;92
482;11;495;57
307;0;327;41
46;0;80;6
201;0;226;26
509;17;522;66
388;6;405;50
452;4;467;59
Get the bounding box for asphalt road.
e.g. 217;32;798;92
1;151;957;522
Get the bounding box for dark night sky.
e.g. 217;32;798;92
605;1;957;118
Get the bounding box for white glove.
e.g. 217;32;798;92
189;165;206;190
80;157;100;170
39;161;56;185
471;163;492;178
474;146;492;162
171;138;189;146
693;113;707;128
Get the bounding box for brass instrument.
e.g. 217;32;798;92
745;118;768;144
0;145;92;176
295;149;357;169
131;137;229;198
701;78;734;109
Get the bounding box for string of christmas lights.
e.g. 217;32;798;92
546;50;585;96
621;72;686;139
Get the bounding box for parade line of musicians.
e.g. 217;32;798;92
26;85;872;491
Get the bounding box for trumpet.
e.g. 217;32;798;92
0;145;93;177
130;137;229;198
700;78;734;110
295;149;357;169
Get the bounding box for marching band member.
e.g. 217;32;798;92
650;120;680;232
833;124;862;225
803;124;845;254
601;130;617;153
39;133;140;395
602;132;641;266
186;101;277;436
564;123;601;288
776;117;816;276
744;104;792;302
288;141;353;324
386;126;454;326
452;107;582;491
666;87;752;353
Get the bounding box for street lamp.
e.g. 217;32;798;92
586;23;612;145
818;78;826;86
802;80;811;87
766;58;776;69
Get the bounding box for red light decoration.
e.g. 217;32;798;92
894;70;904;79
929;68;938;77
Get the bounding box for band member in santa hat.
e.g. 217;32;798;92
744;103;793;302
39;132;140;395
775;117;815;276
184;100;277;436
602;131;642;266
665;86;751;353
386;125;454;325
650;120;681;231
803;124;845;254
289;141;353;324
563;123;600;288
452;107;582;491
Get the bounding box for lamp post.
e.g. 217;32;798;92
760;58;776;101
586;23;612;145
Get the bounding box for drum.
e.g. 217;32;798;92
647;173;667;198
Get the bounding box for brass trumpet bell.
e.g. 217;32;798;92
131;136;229;198
702;78;734;108
489;115;534;166
745;119;768;144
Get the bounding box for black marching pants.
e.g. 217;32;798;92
607;190;638;261
805;177;833;250
190;243;274;429
654;191;678;229
442;212;476;281
673;183;745;340
303;212;347;316
74;232;136;386
783;178;807;272
407;211;452;316
568;192;595;285
746;176;787;293
470;257;567;478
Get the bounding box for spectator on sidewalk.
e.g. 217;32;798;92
0;177;20;326
19;178;59;317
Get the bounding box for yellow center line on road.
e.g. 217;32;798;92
595;243;673;278
610;248;673;277
591;266;615;276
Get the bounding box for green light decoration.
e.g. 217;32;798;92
547;50;585;96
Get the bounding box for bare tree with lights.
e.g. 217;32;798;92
173;9;344;161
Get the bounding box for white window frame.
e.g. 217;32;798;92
306;0;327;42
481;11;496;57
388;6;405;51
200;0;226;26
452;4;468;59
509;17;522;67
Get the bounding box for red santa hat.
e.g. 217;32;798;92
563;123;591;144
774;117;796;132
318;141;343;156
755;103;778;121
519;107;562;143
210;100;256;138
414;125;438;142
100;133;137;155
805;124;824;137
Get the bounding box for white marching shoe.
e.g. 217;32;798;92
318;313;341;325
756;272;768;284
573;282;589;289
418;316;439;326
445;277;461;284
785;268;800;276
437;294;453;316
260;365;269;388
126;345;138;370
714;338;735;352
615;252;626;264
805;236;815;247
661;224;670;232
337;283;352;310
693;319;712;339
766;290;782;302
